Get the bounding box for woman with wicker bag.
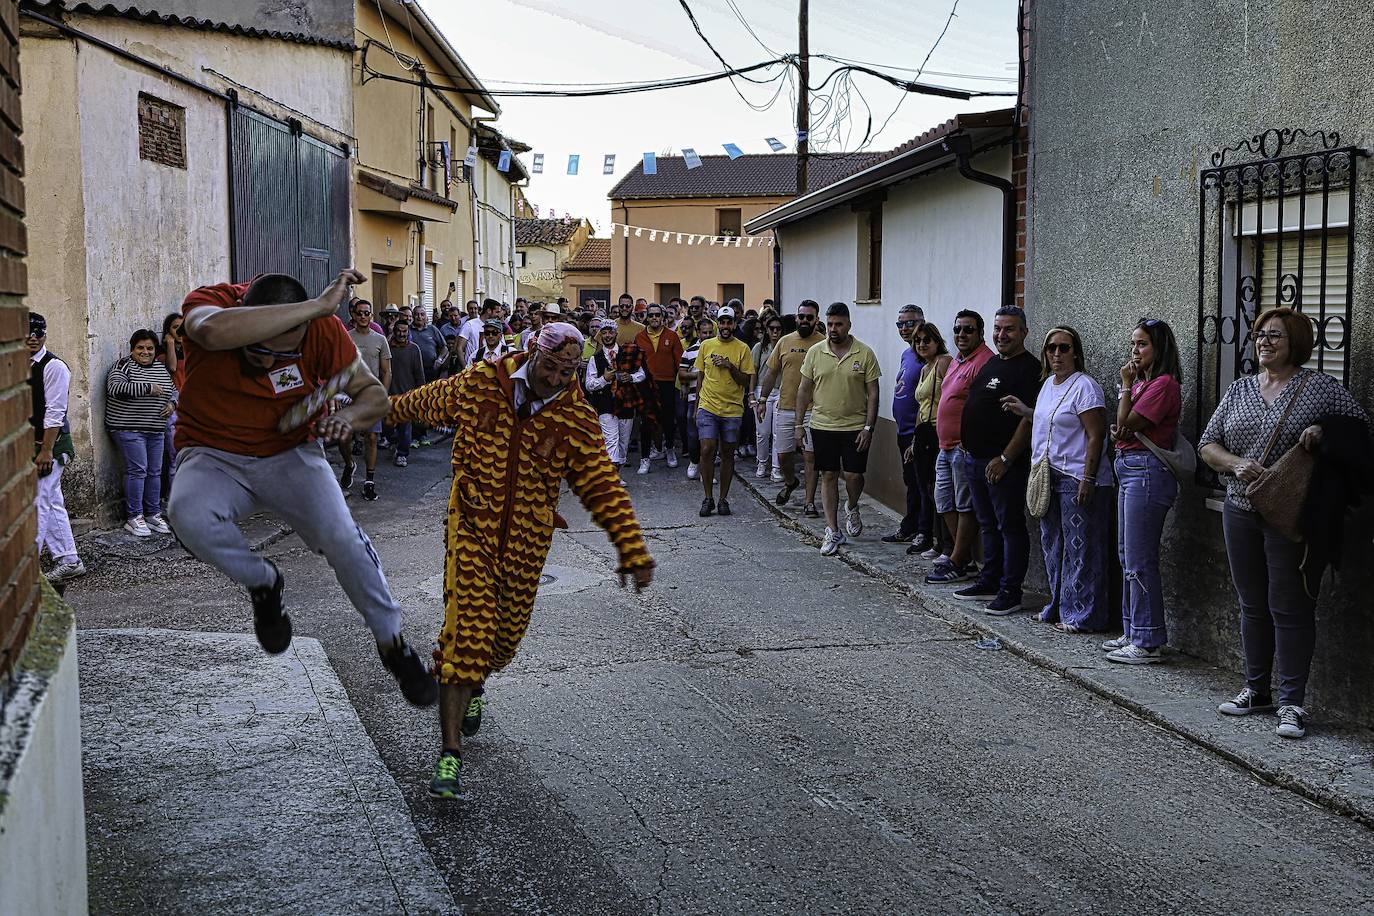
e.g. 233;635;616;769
1002;326;1112;633
1199;306;1368;740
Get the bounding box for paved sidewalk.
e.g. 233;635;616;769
79;629;455;915
736;472;1374;827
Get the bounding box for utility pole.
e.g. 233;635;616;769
795;0;809;196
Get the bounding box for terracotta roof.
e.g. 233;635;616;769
839;108;1017;179
27;2;357;49
564;238;610;272
516;218;582;246
607;153;885;201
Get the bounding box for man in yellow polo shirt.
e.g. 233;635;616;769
755;299;826;516
693;304;755;518
796;302;881;557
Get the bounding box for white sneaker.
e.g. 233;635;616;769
844;502;863;537
125;516;151;537
649;447;666;460
1100;635;1131;652
755;461;767;478
686;462;699;479
770;468;784;482
637;459;651;475
931;552;950;564
47;559;87;582
145;514;172;535
666;448;679;468
1106;644;1163;665
820;526;847;556
920;546;942;560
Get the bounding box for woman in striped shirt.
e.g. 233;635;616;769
106;329;177;537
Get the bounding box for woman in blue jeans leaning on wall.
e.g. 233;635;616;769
1103;318;1183;664
105;329;177;537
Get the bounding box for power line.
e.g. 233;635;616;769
862;0;965;151
675;0;780;86
725;0;780;57
817;53;1015;82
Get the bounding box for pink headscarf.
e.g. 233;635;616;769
536;322;584;354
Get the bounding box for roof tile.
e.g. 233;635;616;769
564;238;610;271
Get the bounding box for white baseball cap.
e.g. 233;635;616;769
717;306;736;320
542;302;563;315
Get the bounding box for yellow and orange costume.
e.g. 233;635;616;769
388;351;654;686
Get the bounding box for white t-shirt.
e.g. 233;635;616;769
1030;372;1111;485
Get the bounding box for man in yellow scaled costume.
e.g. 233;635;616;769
388;321;656;799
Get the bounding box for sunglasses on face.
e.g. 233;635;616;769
915;336;934;345
245;344;302;360
1045;342;1074;354
953;325;978;335
895;320;919;329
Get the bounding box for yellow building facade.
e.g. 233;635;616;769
352;0;497;316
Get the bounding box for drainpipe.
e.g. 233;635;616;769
942;133;1016;307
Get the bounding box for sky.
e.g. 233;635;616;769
425;0;1019;232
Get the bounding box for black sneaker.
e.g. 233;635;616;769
340;462;356;489
802;503;820;518
983;592;1024;616
461;689;485;737
378;638;439;707
1218;687;1274;716
775;480;799;505
953;581;999;601
362;480;378;501
249;561;291;654
699;497;716;517
717;499;732;516
881;531;917;544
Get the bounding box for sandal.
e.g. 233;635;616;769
1053;622;1084;634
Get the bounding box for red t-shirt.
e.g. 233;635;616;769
1117;374;1181;450
935;343;994;450
175;282;356;456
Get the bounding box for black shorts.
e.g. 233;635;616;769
811;428;869;474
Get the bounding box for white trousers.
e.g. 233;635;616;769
35;459;79;563
599;414;635;465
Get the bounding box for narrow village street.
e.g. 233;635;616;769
63;443;1374;915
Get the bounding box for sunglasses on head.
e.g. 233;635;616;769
1045;342;1074;354
1137;317;1162;328
895;320;919;329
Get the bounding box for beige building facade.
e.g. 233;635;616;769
515;218;593;302
352;0;498;318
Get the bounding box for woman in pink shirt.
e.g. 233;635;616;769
1103;318;1183;664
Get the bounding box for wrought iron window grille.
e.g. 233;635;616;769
1194;128;1370;484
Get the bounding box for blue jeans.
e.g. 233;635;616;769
1038;468;1110;631
968;455;1031;598
1115;450;1177;649
111;429;165;519
390;422;413;457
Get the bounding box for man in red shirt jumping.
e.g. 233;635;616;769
167;269;436;706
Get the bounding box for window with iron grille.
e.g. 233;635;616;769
1194;128;1368;470
138;93;186;169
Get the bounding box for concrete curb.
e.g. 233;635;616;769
734;472;1374;830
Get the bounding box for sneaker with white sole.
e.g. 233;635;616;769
770;468;784;482
47;559;87;582
983;592;1024;616
1107;644;1163;664
1218;687;1274;716
820;526;847;556
1101;634;1131;651
666;449;679;468
637;459;651;475
925;562;972;585
145;514;172;535
649;447;666;460
953;581;999;601
844;503;863;537
928;551;949;564
755;461;767;478
1275;705;1308;739
124;515;151;537
686;462;699;479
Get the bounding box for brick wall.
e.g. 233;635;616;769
1012;0;1031;310
137;93;186;169
0;0;33;681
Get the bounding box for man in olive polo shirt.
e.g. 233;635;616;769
755;299;826;515
795;302;881;557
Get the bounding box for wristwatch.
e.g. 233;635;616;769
863;425;873;431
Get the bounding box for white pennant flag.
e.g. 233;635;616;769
662;232;670;243
709;237;717;246
675;233;683;243
634;227;642;237
746;237;755;247
686;235;695;246
649;230;658;241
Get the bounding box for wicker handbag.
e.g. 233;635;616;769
1027;375;1079;519
1245;375;1313;542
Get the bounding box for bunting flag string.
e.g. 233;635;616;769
519;135;806;177
607;222;773;248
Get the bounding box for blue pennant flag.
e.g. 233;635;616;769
463;145;479;168
682;148;702;170
567;154;580;175
722;143;744;159
765;137;786;152
497;150;512;172
603;154;616;175
532;153;544;174
643;152;657;175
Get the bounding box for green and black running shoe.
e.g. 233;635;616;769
428;751;463;800
461;693;485;737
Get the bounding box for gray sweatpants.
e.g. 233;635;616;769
168;443;402;643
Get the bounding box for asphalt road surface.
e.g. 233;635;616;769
67;439;1374;915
